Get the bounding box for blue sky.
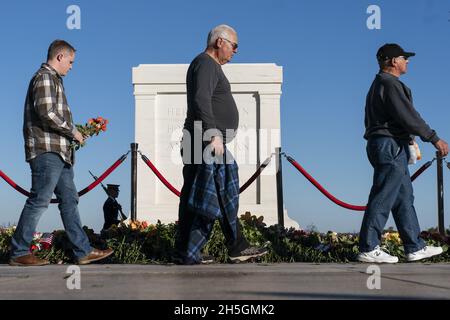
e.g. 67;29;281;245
0;0;449;233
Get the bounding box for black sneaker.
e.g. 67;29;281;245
172;253;213;265
229;246;268;262
171;253;199;265
200;254;215;264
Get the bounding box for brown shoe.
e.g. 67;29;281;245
77;248;114;265
9;254;50;266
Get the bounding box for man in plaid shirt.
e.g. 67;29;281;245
10;40;113;266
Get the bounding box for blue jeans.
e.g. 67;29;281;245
11;152;92;259
359;136;425;254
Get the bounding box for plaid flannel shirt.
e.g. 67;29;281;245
23;63;77;165
188;160;239;226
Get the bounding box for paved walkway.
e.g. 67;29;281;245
0;263;449;300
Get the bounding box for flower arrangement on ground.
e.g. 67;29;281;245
1;214;449;264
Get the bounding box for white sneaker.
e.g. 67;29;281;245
357;246;399;264
406;246;443;262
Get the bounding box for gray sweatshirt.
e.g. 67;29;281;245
184;53;239;143
364;72;439;144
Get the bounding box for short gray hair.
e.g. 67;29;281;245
207;24;237;47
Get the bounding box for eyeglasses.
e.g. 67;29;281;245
221;38;238;50
379;55;409;62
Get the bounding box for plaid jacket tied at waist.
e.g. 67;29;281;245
188;158;239;235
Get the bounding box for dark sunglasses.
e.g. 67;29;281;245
221;38;238;50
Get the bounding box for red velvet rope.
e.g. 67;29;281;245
285;155;367;211
0;170;31;197
140;153;274;197
141;154;181;197
76;154;129;198
285;155;434;212
410;161;433;182
0;153;128;203
239;155;273;193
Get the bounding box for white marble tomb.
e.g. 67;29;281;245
133;63;299;228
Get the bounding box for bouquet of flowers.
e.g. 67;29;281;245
71;116;108;150
121;220;149;231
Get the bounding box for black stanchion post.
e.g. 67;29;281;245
131;143;138;222
436;151;445;235
275;147;285;228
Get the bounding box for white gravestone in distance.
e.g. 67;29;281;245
133;64;299;229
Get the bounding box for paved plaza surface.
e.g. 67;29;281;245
0;263;449;300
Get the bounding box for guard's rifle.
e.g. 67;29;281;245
88;170;127;221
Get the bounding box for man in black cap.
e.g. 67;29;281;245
102;184;122;230
357;43;448;264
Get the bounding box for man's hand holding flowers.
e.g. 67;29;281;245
71;117;108;151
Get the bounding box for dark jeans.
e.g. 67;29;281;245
174;138;249;262
359;136;425;254
10;152;92;259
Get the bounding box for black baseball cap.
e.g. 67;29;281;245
376;43;415;61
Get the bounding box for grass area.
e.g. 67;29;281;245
1;213;449;264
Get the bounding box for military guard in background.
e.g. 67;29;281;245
103;184;126;230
